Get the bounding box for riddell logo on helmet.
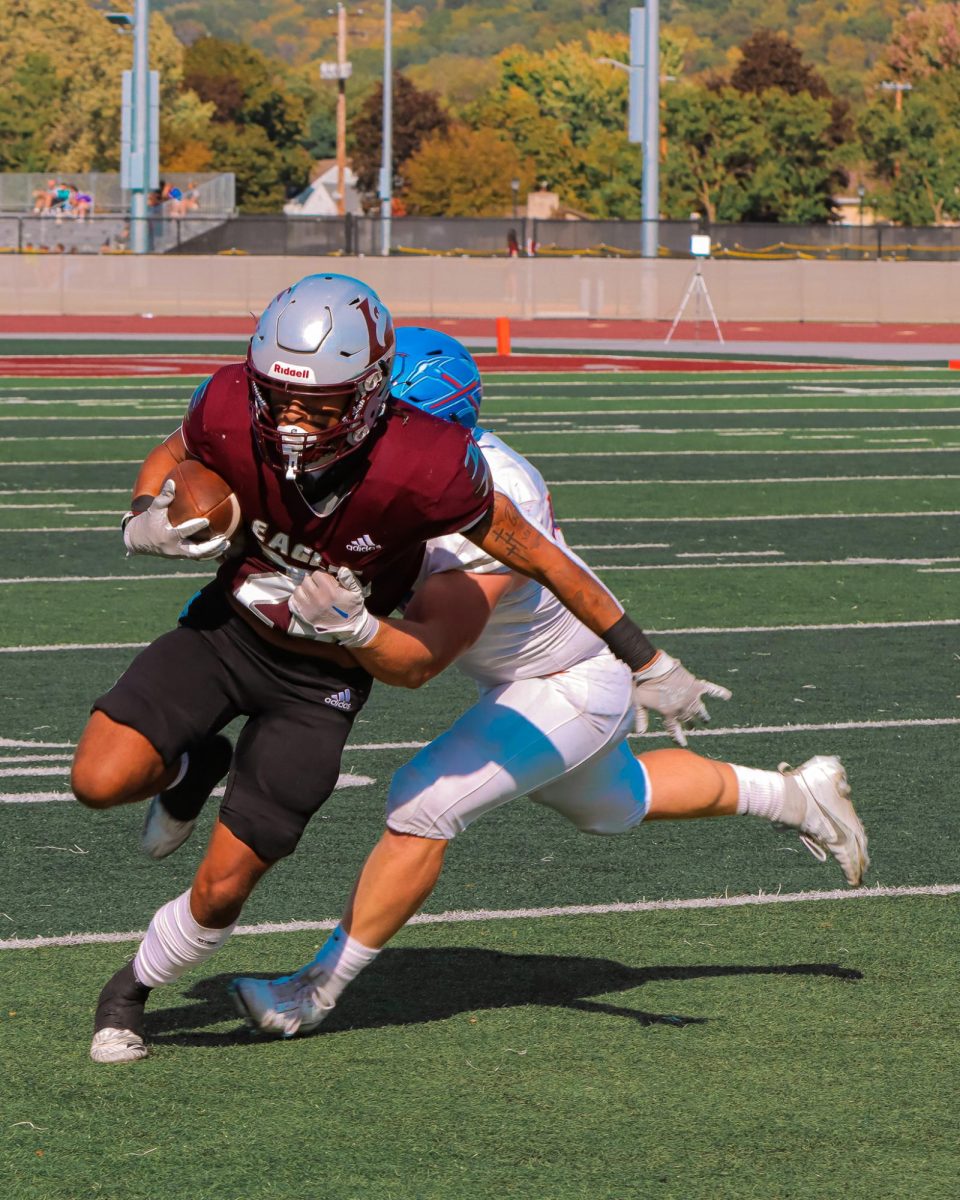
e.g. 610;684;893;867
270;361;316;384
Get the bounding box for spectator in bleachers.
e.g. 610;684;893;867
73;190;93;220
51;183;72;219
182;180;200;213
32;179;57;214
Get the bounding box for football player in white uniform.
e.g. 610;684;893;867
230;329;869;1038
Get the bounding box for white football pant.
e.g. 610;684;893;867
387;650;649;840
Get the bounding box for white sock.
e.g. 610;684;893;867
133;888;235;988
307;923;381;1003
731;764;800;824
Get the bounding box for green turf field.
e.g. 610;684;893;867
1;366;958;1199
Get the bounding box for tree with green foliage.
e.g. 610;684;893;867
730;28;852;146
350;73;450;201
470;83;584;205
471;35;645;218
661;86;768;223
859;86;960;225
182;36;312;210
0;52;62;172
0;0;195;172
662;83;841;222
858;6;960;225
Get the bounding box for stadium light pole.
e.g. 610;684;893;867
596;6;659;258
379;0;393;255
108;2;155;254
640;0;659;259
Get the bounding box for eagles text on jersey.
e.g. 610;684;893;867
180;368;492;635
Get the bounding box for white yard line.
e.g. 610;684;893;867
10;400;956;417
3;717;959;757
561;510;960;522
0;557;955;585
0;774;374;802
490;407;960;417
3;447;960;470
495;424;960;437
1;508;960;537
0;489;127;495
0;415;186;423
546;474;960;482
2;617;958;656
2;882;956;951
589;557;960;570
0;459;140;467
0;573;207;584
676;550;783;558
0;435;159;443
526;447;960;457
2;475;957;499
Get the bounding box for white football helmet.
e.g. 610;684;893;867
246;274;396;479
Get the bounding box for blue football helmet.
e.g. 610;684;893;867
390;327;482;429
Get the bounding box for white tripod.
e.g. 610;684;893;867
665;258;724;344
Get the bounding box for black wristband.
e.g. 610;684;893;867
601;614;657;671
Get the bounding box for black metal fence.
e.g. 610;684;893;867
4;213;960;260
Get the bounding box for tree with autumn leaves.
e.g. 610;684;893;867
5;0;960;225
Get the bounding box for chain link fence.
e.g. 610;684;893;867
4;212;960;260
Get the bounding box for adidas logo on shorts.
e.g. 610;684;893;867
324;688;353;710
346;533;381;553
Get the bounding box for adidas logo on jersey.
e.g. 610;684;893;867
346;533;381;553
324;688;353;710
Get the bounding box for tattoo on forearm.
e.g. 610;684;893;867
473;494;620;633
486;495;537;568
490;523;532;565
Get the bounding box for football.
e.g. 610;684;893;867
165;459;241;541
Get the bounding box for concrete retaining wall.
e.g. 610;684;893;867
4;255;960;322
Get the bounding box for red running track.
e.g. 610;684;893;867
3;314;960;342
0;353;844;377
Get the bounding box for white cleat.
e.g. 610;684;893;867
90;1027;148;1064
141;796;196;860
779;755;869;887
230;966;335;1038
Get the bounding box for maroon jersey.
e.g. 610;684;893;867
180;364;492;632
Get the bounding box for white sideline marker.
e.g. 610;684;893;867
2;883;958;952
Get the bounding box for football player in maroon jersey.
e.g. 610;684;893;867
73;273;724;1064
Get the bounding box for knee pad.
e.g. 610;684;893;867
386;765;460;840
571;802;646;836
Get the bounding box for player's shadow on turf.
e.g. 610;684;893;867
146;948;862;1047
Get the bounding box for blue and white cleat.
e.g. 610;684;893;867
230;966;335;1038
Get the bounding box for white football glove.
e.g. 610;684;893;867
122;479;230;561
289;565;381;648
632;651;731;746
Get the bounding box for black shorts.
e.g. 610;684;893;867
93;584;372;861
